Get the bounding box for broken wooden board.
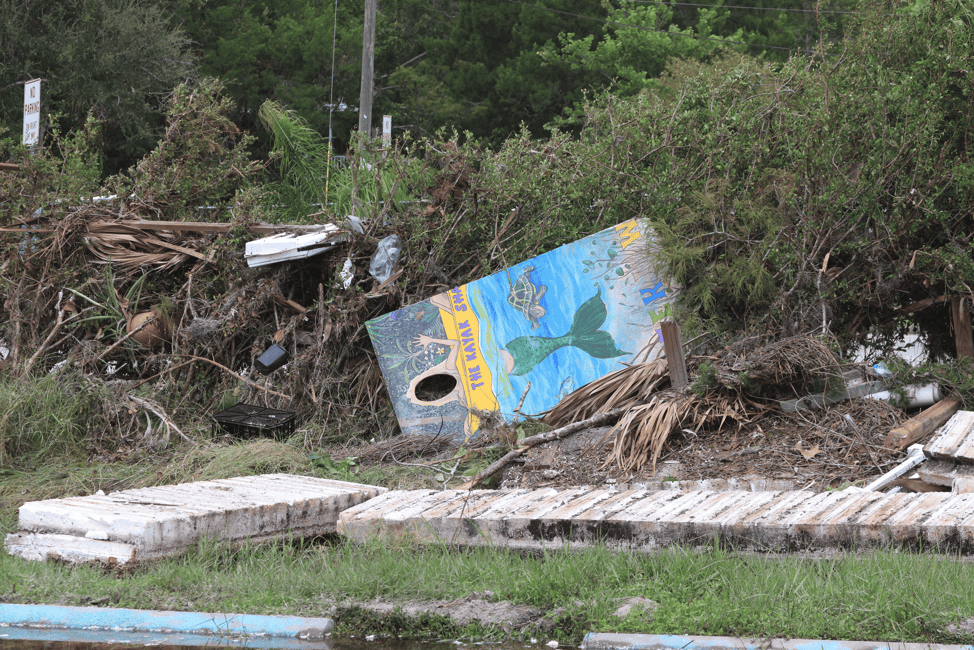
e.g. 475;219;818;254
951;296;974;359
923;410;974;463
885;396;962;450
4;474;385;565
365;220;677;440
918;459;974;487
524;446;559;472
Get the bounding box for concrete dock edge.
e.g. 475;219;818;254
0;603;334;640
581;633;974;650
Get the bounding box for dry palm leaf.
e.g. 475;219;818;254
543;358;670;427
86;221;214;275
599;389;693;473
590;365;770;474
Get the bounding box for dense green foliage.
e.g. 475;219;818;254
640;0;974;349
0;0;195;174
668;0;854;56
1;0;859;169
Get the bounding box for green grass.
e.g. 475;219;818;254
0;371;101;467
2;532;974;644
0;437;433;538
1;381;972;645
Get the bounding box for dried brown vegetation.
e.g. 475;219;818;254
540;335;865;475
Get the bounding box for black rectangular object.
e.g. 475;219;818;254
212;402;297;439
255;344;289;374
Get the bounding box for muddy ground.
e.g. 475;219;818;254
328;593;659;637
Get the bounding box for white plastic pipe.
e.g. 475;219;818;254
845;444;926;492
865;383;941;409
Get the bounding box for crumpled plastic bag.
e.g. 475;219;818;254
369;234;402;283
340;257;354;289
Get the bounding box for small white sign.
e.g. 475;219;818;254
23;79;41;146
382;115;392;147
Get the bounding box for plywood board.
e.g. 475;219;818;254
366;219;677;440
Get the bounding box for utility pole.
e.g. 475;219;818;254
358;0;376;139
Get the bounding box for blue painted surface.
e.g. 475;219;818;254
793;643;886;650
0;604;333;640
0;625;332;649
367;219;676;441
581;633;974;650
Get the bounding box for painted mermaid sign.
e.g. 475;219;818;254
366;219;678;440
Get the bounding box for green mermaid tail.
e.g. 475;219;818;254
504;287;626;376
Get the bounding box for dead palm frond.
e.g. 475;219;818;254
85;221;213;275
599;389;693;473
547;333;838;475
543;358;670;427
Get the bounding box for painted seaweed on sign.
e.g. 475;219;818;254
366;219;677;440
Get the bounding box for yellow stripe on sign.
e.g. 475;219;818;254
441;285;498;436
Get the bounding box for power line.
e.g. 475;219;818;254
503;0;820;54
623;0;877;15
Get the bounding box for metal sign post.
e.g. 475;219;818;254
23;79;41;148
382;115;392;148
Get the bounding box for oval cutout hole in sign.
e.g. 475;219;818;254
414;373;457;403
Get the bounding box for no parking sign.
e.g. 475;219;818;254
23;79;41;146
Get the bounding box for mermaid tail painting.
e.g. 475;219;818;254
501;287;626;376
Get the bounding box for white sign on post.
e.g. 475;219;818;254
382;115;392;147
23;79;41;147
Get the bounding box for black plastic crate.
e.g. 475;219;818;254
212;403;297;439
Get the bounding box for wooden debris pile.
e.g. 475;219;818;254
540;334;861;475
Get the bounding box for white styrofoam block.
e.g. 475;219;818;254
245;228;343;267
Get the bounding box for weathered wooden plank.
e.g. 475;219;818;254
885;397;962;450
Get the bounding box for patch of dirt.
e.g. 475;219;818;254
332;593;542;632
347;397;913;494
500;399;907;492
331;592;655;633
947;617;974;638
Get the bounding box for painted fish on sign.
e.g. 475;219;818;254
365;219;678;440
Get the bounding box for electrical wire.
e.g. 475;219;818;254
623;0;890;16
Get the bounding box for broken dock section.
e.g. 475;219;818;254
5;474;385;565
338;487;974;552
